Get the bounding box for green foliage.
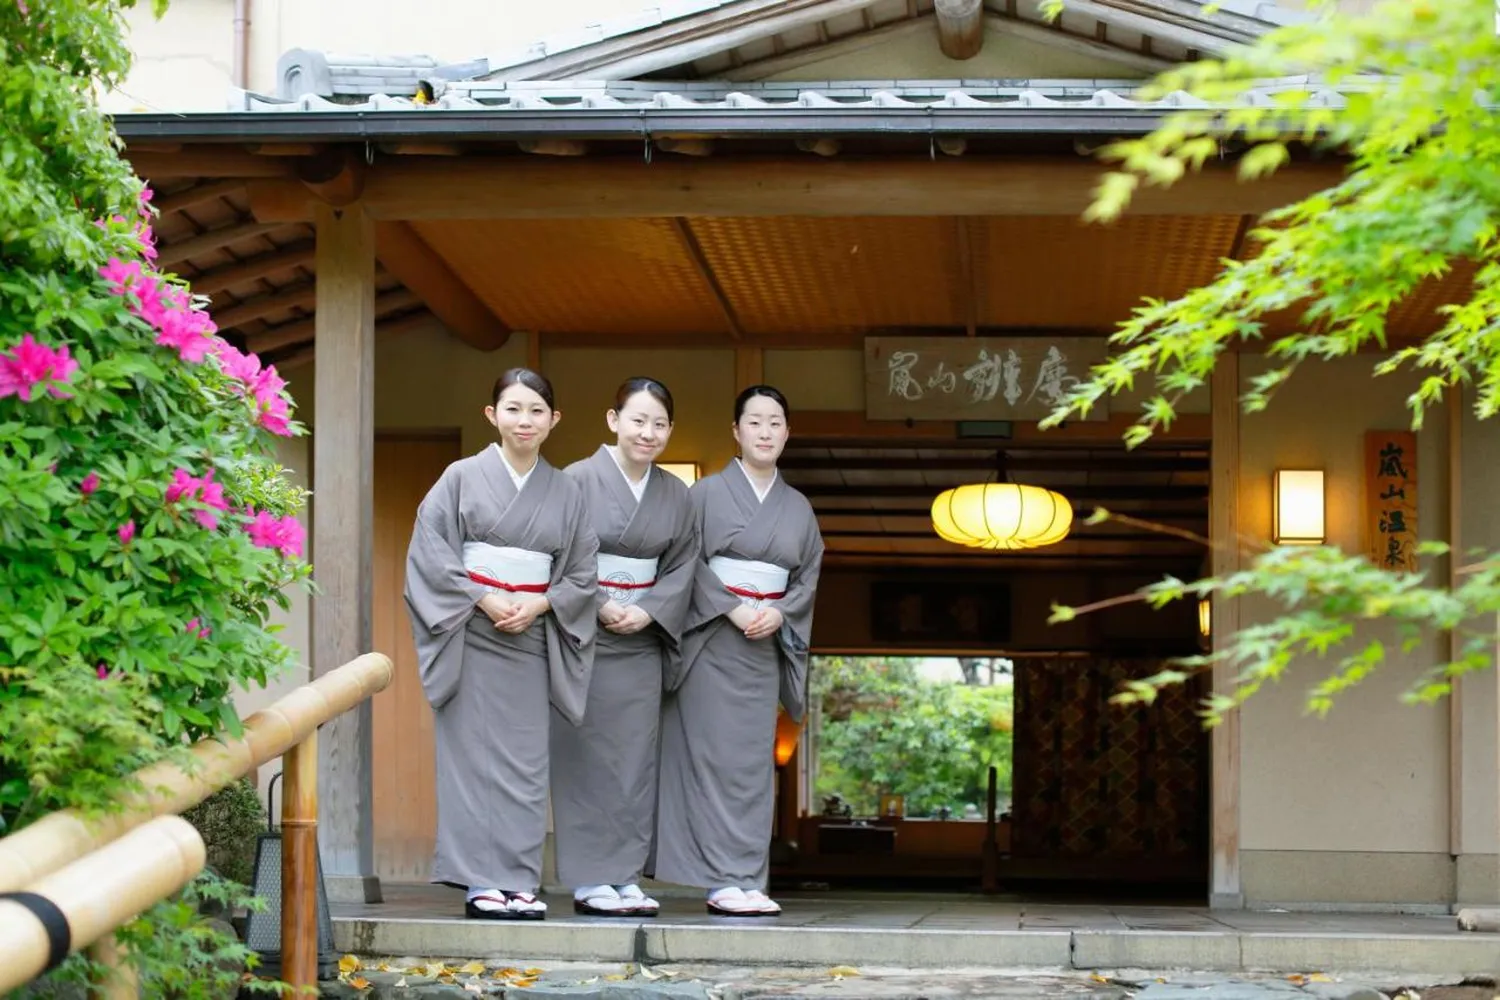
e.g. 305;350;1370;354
1040;0;1500;717
2;0;306;994
813;657;1013;817
182;778;269;887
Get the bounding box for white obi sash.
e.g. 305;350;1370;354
463;542;552;595
598;552;659;607
708;556;790;608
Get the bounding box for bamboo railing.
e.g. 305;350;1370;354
0;652;393;996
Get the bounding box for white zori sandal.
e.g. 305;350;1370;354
574;884;659;916
615;884;660;916
466;888;547;921
706;887;781;917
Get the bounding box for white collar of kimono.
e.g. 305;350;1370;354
492;443;536;491
734;458;777;503
605;445;650;502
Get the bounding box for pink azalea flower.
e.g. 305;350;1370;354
97;663;110;680
275;515;306;558
185;618;211;640
165;467;198;504
118;520;136;545
259;397;293;436
212;341;263;385
80;472;100;496
135;223;158;262
0;334;78;400
100;257;142;293
198;469;229;514
137;186;154;217
245;510;304;558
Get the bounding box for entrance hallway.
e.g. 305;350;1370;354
334;884;1491;979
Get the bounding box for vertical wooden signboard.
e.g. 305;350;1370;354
1365;430;1418;572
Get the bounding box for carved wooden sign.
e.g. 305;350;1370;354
864;336;1110;421
1365;430;1418;573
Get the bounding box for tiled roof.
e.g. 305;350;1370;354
232;77;1355;115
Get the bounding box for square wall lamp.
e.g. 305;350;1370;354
1273;469;1325;545
660;462;700;486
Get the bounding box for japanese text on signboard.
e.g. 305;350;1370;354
1365;430;1418;572
864;337;1109;422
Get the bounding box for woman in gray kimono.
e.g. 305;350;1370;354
403;367;598;921
654;385;825;917
552;377;698;917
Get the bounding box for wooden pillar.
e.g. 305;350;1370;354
313;203;381;903
736;347;763;392
281;732;319;989
1209;354;1243;909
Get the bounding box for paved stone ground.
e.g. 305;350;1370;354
314;957;1500;1000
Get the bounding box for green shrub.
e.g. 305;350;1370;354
2;1;307;994
182;778;268;888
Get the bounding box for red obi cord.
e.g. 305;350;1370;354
600;578;657;590
467;571;548;594
725;584;786;601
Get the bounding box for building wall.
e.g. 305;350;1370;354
1234;355;1459;908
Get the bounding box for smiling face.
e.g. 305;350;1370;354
608;389;673;466
733;393;789;470
485;382;559;455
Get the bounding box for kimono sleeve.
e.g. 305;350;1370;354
635;489;700;648
682;483;743;633
544;484;600;726
775;511;825;722
403;465;488;709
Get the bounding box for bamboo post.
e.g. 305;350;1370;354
0;653;392;894
0;816;205;993
281;730;319;989
87;933;138;1000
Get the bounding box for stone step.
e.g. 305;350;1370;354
332;916;1500;979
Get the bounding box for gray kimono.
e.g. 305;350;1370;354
653;460;824;890
551;445;698;887
403;445;598;890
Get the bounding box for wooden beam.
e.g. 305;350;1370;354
192;243;316;296
794;137;841;157
127;148;294;179
212;282;318;331
984;13;1174;74
736;347;764;391
1209;352;1242;910
935;0;984;59
156;220;281;267
374;221;510;351
1447;386;1463;857
246;288;421;354
312;203;380;905
1044;0;1248;52
779;453;1209;472
656;138;716;157
673;219;744;340
297;148;366;208
518;139;589;157
154;180;247;217
797;483;1208;500
247;158;1346;223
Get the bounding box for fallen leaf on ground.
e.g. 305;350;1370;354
523;967;545;976
375;961;392;973
348;976;371;990
464;984;485;995
494;967;522;979
394;978;406;988
604;974;628;982
459;961;487;975
1090;974;1109;983
828;966;861;978
512;977;537;988
640;964;662;981
338;955;361;975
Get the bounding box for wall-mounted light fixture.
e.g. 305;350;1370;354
1273;469;1325;545
660;462;700;486
1197;597;1212;639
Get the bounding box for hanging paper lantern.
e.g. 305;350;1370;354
930;483;1073;549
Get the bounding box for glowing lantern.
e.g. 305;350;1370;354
774;709;801;766
930;483;1073;550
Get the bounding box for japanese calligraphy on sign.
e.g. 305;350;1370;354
1364;430;1418;573
864;337;1110;421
